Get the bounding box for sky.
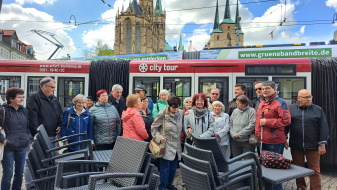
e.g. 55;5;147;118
1;0;337;60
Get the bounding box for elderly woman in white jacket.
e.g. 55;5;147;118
200;101;231;159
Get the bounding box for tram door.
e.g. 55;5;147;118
58;77;85;110
163;77;191;108
236;77;268;101
0;76;21;103
193;66;233;106
272;77;306;104
133;77;160;104
199;77;229;106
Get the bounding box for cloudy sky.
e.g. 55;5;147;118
1;0;336;60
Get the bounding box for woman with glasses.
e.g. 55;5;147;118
0;87;31;190
184;93;214;141
89;89;121;150
138;96;153;142
121;94;149;141
229;95;256;157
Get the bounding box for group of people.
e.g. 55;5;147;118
0;77;329;190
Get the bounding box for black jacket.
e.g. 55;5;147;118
26;90;63;137
0;104;31;150
108;94;126;118
286;103;329;151
139;108;154;142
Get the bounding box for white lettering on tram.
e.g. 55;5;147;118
139;63;178;73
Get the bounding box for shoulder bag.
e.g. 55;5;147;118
149;116;166;158
0;107;6;160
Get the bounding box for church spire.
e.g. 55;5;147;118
235;0;243;34
178;33;184;51
155;0;163;14
222;0;235;24
213;0;220;30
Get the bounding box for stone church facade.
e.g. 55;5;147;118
114;0;165;55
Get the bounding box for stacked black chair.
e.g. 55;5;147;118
191;134;262;188
54;136;153;189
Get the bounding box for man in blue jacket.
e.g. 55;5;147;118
286;89;329;190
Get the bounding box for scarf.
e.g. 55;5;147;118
192;106;208;118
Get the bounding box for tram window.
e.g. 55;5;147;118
236;77;268;101
58;77;85;110
27;76;55;99
0;76;21;102
246;65;296;75
163;77;191;108
133;77;159;103
199;77;229;106
273;77;306;104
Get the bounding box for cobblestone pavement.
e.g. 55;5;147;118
0;163;336;189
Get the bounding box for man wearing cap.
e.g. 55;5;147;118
108;84;126;118
134;84;154;111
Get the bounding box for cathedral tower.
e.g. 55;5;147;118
114;0;166;55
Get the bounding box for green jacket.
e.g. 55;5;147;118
152;99;168;119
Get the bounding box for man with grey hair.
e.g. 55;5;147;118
26;76;63;189
27;76;63;137
255;80;291;190
108;84;126;118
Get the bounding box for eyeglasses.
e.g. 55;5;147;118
299;96;313;99
255;88;262;91
15;96;25;99
46;85;56;89
261;87;272;91
211;93;219;95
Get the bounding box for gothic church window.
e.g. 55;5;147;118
125;19;132;54
136;22;141;53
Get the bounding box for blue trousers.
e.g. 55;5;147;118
260;143;284;190
1;147;27;190
158;155;178;190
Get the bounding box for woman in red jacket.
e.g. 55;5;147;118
122;94;149;141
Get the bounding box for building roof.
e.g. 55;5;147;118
155;0;163;14
165;41;175;51
128;0;143;14
1;30;15;36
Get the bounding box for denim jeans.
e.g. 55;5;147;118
158;155;178;190
260;143;284;190
1;147;27;190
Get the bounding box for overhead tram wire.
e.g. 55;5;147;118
258;0;311;43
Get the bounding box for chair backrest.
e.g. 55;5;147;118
179;163;211;190
37;125;54;149
27;145;55;190
106;136;149;187
148;173;160;190
192;134;229;172
182;153;217;189
184;143;222;185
